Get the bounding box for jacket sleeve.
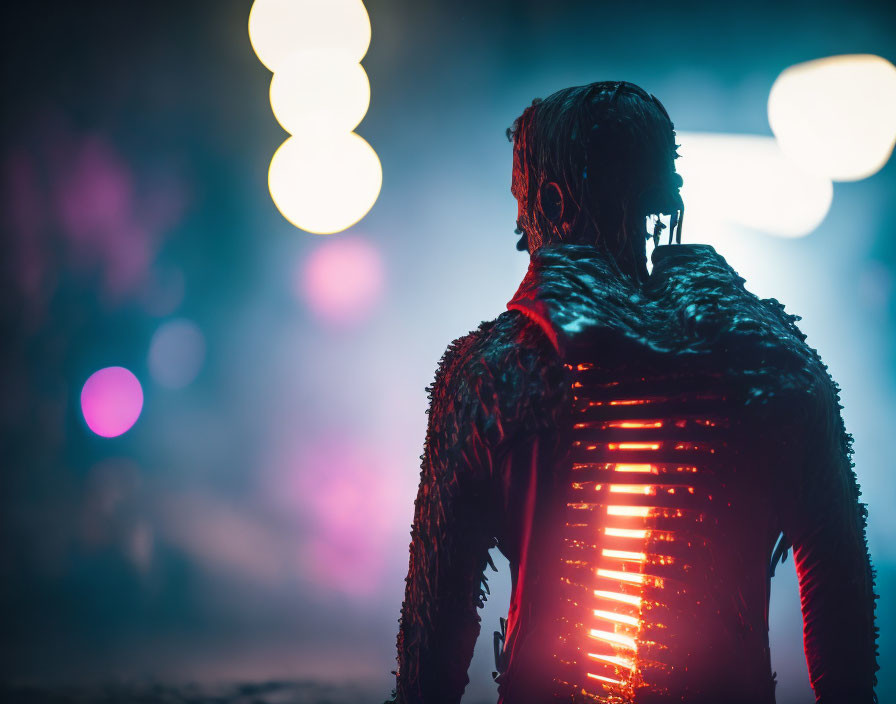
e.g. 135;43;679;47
387;330;500;704
785;366;879;704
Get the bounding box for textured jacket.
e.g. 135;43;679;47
388;242;878;704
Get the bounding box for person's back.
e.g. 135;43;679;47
385;82;878;704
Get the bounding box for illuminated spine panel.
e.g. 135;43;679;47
553;362;730;702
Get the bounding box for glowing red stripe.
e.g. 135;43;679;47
602;548;647;562
597;568;644;584
588;651;636;668
590;629;637;649
587;672;624;684
614;463;655;473
594;589;642;606
609;442;661;451
609;484;655;495
607;420;663;428
607;505;650;517
605;527;648;539
594;609;640;627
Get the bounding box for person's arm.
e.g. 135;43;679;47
387;332;499;704
786;368;879;704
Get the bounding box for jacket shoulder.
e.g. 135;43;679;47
430;310;569;449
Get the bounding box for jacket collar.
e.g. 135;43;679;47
506;242;725;355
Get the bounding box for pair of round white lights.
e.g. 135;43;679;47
249;0;382;235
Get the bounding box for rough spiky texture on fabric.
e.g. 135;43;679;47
388;310;569;704
387;242;877;704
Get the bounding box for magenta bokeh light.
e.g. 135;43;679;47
80;366;144;438
297;236;384;324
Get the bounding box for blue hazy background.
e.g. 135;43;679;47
0;2;893;703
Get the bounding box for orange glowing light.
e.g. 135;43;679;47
587;652;636;669
605;527;648;539
601;549;647;562
609;399;649;406
607;420;663;428
589;629;638;649
609;484;655;495
607;505;650;517
594;609;640;627
587;673;624;684
596;569;645;584
614;463;655;473
609;442;661;451
594;589;642;606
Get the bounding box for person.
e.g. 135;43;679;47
385;81;878;704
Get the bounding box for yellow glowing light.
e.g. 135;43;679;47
607;506;650;518
594;610;640;627
614;464;655;473
248;0;371;72
602;549;647;562
268;133;382;234
605;527;648;539
597;569;644;584
589;629;637;649
677;132;833;238
587;673;624;685
769;54;896;181
594;589;642;606
609;484;655;495
270;50;371;134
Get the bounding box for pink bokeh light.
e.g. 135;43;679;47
296;236;384;324
261;435;405;600
80;366;144;437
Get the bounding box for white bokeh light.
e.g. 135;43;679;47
268;133;382;235
270;50;370;135
248;0;371;72
677;132;833;238
768;54;896;182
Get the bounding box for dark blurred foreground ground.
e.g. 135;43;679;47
0;681;405;704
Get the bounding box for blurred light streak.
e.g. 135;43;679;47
249;0;381;234
297;235;384;324
248;0;371;72
769;54;896;182
677;132;833;238
268;133;382;234
80;366;144;438
148;318;207;389
270;50;371;135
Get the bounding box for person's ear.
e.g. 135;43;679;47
538;181;564;224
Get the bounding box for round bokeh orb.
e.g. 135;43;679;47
298;236;384;324
268;133;382;234
80;367;144;438
148;318;207;390
768;54;896;182
270;49;370;135
248;0;371;72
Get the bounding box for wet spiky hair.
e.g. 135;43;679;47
508;81;684;282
